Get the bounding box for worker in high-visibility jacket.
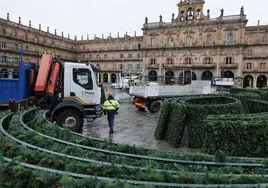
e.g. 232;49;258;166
102;92;120;134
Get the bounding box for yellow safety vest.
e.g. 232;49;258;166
102;100;120;111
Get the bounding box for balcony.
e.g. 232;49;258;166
162;63;216;69
243;67;268;73
220;63;238;69
147;63;159;69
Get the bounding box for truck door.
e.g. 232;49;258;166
71;68;95;104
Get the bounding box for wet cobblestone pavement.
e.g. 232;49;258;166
82;88;200;153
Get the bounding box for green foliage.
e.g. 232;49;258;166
214;150;228;163
203;120;268;157
247;99;268;113
231;92;261;113
165;103;187;147
154;99;173;140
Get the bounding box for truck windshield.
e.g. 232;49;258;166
73;68;93;90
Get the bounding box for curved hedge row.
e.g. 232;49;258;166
154;96;243;148
202;98;268;157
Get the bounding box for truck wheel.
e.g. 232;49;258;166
148;101;161;113
56;110;83;133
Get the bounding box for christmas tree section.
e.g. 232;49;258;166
33;108;263;164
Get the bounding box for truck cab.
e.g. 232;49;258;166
49;62;103;132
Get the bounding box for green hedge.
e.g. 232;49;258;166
247;99;268;113
154;96;243;148
203;120;268;157
184;97;243;148
165;103;187;147
230;88;268;101
154;99;173;140
231;92;261;113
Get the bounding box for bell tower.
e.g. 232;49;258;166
176;0;206;22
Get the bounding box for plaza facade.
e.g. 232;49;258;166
0;0;268;88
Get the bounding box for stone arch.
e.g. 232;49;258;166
111;73;116;83
179;70;196;85
165;71;175;84
223;70;234;78
103;73;108;83
201;71;213;84
0;69;8;78
257;75;267;88
243;75;254;88
148;70;157;81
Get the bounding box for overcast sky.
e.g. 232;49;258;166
0;0;266;40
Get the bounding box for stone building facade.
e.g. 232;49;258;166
0;0;268;88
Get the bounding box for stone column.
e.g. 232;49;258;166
253;75;257;88
118;73;121;82
8;69;13;78
215;52;221;78
108;73;111;83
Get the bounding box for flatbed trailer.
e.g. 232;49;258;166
130;81;212;113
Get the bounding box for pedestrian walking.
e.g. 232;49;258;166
102;92;120;134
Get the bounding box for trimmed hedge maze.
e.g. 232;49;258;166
2;106;268;186
155;89;268;158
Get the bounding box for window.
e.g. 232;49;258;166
226;31;234;45
263;36;267;43
167;37;173;47
187;7;194;20
128;64;132;69
196;9;201;19
150;58;156;65
73;68;93;90
89;55;92;60
97;55;100;60
1;56;7;62
205;57;212;64
13;32;17;38
260;63;266;69
33;37;39;43
120;64;123;70
225;57;233;64
104;54;108;60
25;34;28;41
2;29;6;36
207;35;213;46
167;58;173;65
248;49;253;56
246;63;252;69
151;38;156;48
138;44;141;49
180;11;185;21
185;58;192;64
128;54;132;58
186;36;192;46
120;54;124;58
137;54;140;58
1;42;6;48
136;64;141;70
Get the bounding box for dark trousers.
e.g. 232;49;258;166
107;111;115;133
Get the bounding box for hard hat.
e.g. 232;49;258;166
108;92;113;96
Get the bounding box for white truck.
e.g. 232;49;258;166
130;81;212;113
214;78;234;91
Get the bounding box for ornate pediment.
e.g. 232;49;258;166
203;28;217;33
183;30;196;34
164;31;176;35
148;32;160;36
224;27;239;31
